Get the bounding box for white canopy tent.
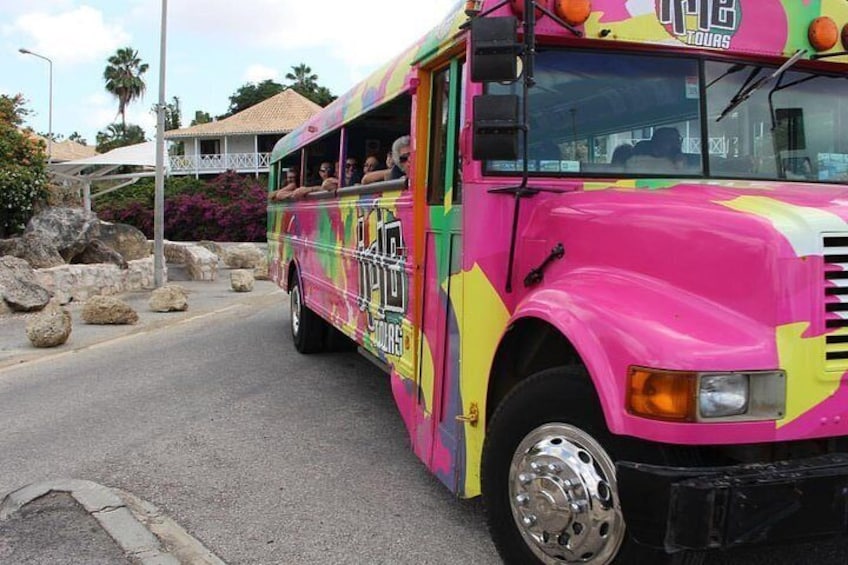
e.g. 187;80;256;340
49;141;166;212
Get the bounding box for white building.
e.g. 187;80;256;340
164;89;322;177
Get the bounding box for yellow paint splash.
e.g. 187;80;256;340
419;333;435;416
458;264;510;496
776;322;840;428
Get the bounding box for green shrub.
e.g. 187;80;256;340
0;95;48;237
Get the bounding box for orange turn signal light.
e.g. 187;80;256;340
627;367;697;422
554;0;591;26
809;17;839;52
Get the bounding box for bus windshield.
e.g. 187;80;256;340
485;49;848;183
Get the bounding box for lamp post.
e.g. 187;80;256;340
18;48;53;162
153;0;168;288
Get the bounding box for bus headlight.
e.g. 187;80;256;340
627;367;786;422
698;373;748;418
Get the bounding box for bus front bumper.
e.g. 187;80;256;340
617;453;848;552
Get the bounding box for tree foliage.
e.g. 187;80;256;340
151;96;182;131
191;110;212;126
68;131;88;145
0;94;48;237
225;79;285;116
96;123;146;153
285;63;336;107
104;47;149;128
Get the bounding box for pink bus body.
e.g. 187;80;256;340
269;1;848;562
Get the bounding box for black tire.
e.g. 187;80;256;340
289;277;326;354
481;366;704;565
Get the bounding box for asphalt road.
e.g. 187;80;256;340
0;292;846;564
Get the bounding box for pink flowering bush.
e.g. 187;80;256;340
96;171;268;241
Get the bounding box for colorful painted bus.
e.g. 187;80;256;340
268;1;848;563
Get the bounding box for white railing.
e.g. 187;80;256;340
169;152;271;174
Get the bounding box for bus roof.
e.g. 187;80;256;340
271;0;848;163
270;1;468;163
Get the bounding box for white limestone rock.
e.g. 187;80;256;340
253;256;270;281
82;295;139;325
149;285;189;312
230;270;255;293
223;244;263;269
26;303;72;347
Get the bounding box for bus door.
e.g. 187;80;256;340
416;59;466;492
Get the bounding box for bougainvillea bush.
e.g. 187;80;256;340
96;171;268;242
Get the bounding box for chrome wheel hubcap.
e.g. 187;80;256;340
509;423;624;564
290;285;301;337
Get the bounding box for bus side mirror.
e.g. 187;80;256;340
470;16;520;83
473;94;520;160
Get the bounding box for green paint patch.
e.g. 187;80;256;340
317;209;340;280
782;0;821;52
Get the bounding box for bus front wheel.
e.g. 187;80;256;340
481;366;703;565
289;278;326;354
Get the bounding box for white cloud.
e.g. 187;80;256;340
82;90;154;139
243;64;280;83
12;6;130;65
166;0;458;72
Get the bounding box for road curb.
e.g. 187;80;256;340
0;479;223;565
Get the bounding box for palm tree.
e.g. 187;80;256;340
103;47;149;129
285;63;318;93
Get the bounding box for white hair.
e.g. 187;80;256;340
392;135;411;162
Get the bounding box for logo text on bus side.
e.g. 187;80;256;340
658;0;741;50
355;208;407;358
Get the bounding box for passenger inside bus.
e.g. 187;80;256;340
270;167;300;201
363;155;381;174
610;144;634;167
390;135;411;180
625;127;692;173
292;161;337;197
343;157;362;186
362;137;408;185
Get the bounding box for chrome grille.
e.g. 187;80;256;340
824;235;848;370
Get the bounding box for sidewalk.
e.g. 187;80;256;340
0;479;227;565
0;267;283;371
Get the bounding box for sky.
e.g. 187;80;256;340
1;0;459;146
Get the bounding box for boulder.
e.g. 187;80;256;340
18;232;65;268
99;222;150;261
0;238;20;256
149;285;189;312
24;207;100;263
26;303;72;348
72;240;128;269
223;244;263;269
197;240;225;259
254;256;270;281
230;270;254;292
82;295;138;325
0;256;51;312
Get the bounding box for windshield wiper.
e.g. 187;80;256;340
716;49;807;122
705;62;746;89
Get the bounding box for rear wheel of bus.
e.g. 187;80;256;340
289;277;326;353
481;366;704;565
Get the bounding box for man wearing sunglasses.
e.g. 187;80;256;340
389;135;411;181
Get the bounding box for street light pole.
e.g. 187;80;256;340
18;48;53;162
153;0;168;288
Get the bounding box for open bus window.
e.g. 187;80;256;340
344;94;411;186
484;49;702;177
